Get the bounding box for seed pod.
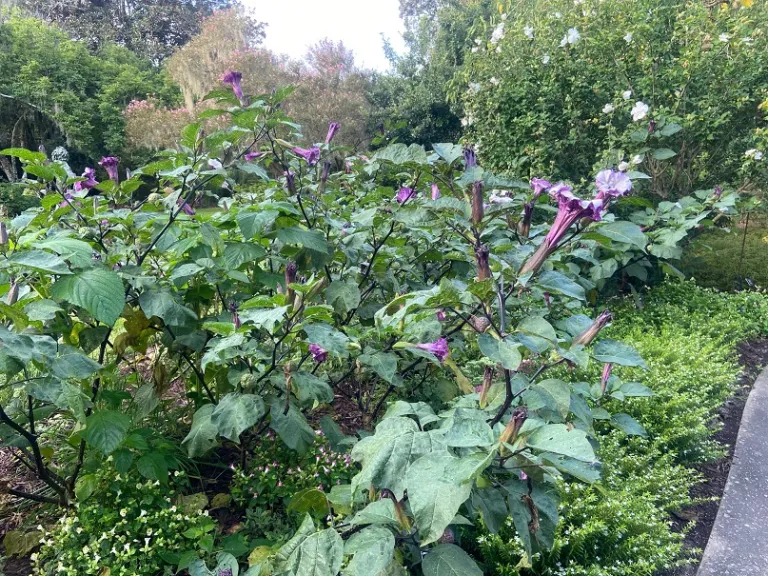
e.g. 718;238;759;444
6;282;19;305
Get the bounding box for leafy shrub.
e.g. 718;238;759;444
0;182;39;216
478;282;768;575
33;469;215;575
461;0;768;195
0;74;743;574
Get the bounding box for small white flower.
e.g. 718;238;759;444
618;161;630;171
491;23;506;44
756;151;764;160
554;11;563;18
489;77;500;86
474;38;482;45
745;148;758;158
632;154;644;165
542;54;551;64
468;82;481;93
743;37;754;45
624;32;633;43
461;118;469;127
719;33;731;43
501;13;508;20
207;159;222;170
603;103;615;114
574;0;584;5
523;25;534;39
623;90;632;100
471;47;479;53
560;27;581;47
496;46;502;53
631;101;649;121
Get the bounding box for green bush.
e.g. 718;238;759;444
682;220;768;290
33;469;215;576
461;0;768;195
477;281;768;575
0;182;39;216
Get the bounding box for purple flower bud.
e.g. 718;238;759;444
177;198;196;216
574;310;613;346
218;569;233;576
396;187;415;204
520;471;528;480
321;160;331;184
464;147;477;169
601;363;613;394
98;157;120;182
713;186;723;199
415;337;450;363
648;119;657;134
309;343;328;363
221;70;247;105
531;178;552;198
431;183;440;200
6;282;18;305
244;151;264;161
292;146;321;166
0;222;7;245
208;158;223;170
595;170;632;199
74;167;99;192
285;171;296;194
543;291;551;307
471;181;484;225
325;122;340;144
436;308;446;321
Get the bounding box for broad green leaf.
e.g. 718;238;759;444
325;280;361;315
275;515;316;568
349;499;399;527
239;306;289;333
3;530;43;557
223;242;266;269
270;400;316;454
593;339;647;368
478;334;522;371
293;371;334;405
358;351;398;384
139;288;197;327
652;148;677;160
304;323;350;357
406;453;474;546
276;227;329;254
516;316;557;353
287;488;328;516
237;210;279;238
82;410;131;455
137;451;169;481
431;143;464;165
597;221;647;250
183;404;219;457
611;413;647;437
211;393;265;442
442;414;494;448
537;271;585;300
422;544;483;576
619;382;653;397
52;268;124;326
51;348;102;379
0;147;46;162
75;474;99;501
24;299;63;322
345;526;395;576
541;453;602;483
659;123;683;136
526;424;595;462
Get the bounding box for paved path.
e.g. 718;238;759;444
698;365;768;576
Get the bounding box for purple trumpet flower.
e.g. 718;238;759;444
415;337;450;363
396;187;415;204
309;343;328;363
595;169;632;199
519;202;534;238
325;122;340;144
177;197;196;216
293;146;321;166
58;191;74;208
74;167;98;192
531;178;552;198
464;147;477;169
601;363;613;394
244;151;264;161
221;70;246;105
98;157;119;182
431;183;440;200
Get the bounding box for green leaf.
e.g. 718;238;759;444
304;323;350;357
516;316;556;353
11;250;71;275
237;210;279;238
358;351;398;383
211;393;265;442
237;162;270;180
1;148;47;162
422;544;483;576
325;280;361;315
537;271;585;300
406;452;475;546
478;334;522;371
3;530;43;557
526;424;595;462
52;268;124;326
139;288;197;327
287;488;328;516
113;448;133;474
431;143;464;165
442;414;494;448
652;148;677;160
611;413;647;437
183;404;219;457
279;526;344;576
349;499;399;527
597;221;647;250
239;306;289;333
276;227;329;254
593;339;647;368
51;348;102;379
659;123;683;136
137;451;169;481
619;382;653;397
270;400;315;454
75;474;99;501
82;410;130;455
223;242;266;269
345;526;395;576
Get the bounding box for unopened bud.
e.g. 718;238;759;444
600;363;612;394
6;282;18;305
471;181;484;225
475;244;491;281
285;262;297;305
499;407;528;449
573;310;613;346
479;366;495;409
0;222;7;245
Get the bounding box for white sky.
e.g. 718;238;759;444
244;0;406;71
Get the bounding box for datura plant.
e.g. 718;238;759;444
0;73;739;574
